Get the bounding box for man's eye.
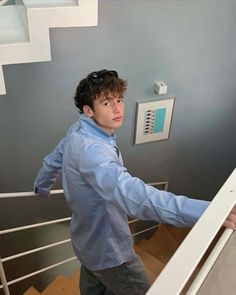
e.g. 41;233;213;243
117;98;124;103
104;101;111;106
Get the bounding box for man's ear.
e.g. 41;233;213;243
83;105;94;117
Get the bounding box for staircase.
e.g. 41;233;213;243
23;270;80;295
22;225;191;295
0;0;98;95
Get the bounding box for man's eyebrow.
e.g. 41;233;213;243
108;95;123;99
100;97;111;102
102;97;114;101
100;95;123;102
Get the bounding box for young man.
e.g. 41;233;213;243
34;70;236;295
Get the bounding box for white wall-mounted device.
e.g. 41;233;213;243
134;97;175;144
154;81;167;95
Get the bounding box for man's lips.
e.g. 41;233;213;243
113;116;123;121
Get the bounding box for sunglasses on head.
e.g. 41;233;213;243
87;70;118;84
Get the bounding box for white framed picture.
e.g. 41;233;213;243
134;97;175;144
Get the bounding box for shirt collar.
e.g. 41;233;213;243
80;114;117;144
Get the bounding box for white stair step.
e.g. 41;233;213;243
0;6;28;45
23;0;77;8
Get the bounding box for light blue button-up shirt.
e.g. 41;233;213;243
34;114;209;271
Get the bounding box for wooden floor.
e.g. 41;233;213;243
23;225;191;295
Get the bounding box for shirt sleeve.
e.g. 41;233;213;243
77;142;209;227
34;138;65;196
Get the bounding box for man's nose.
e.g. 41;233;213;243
112;101;120;113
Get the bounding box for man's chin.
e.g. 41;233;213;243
113;122;123;129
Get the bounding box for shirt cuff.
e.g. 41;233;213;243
34;186;50;197
183;198;210;226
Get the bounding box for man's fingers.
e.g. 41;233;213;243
226;212;236;224
230;206;236;214
223;220;236;230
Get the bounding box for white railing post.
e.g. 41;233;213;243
0;257;10;295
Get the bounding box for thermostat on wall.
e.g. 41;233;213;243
134;97;175;144
154;81;167;95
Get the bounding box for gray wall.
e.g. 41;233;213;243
1;1;236;293
1;1;236;220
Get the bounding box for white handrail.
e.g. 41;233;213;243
0;182;167;199
0;217;155;236
0;257;77;289
1;239;72;263
146;168;236;295
0;217;71;235
186;228;234;295
0;181;168;294
0;189;63;199
0;223;160;290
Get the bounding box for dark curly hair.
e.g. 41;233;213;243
74;69;127;114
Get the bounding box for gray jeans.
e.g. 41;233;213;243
79;256;151;295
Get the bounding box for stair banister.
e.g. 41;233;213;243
0;181;167;294
146;168;236;295
186;228;233;295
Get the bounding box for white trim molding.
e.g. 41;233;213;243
0;0;98;95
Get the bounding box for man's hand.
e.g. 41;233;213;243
223;205;236;230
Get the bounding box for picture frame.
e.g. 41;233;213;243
134;97;175;144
